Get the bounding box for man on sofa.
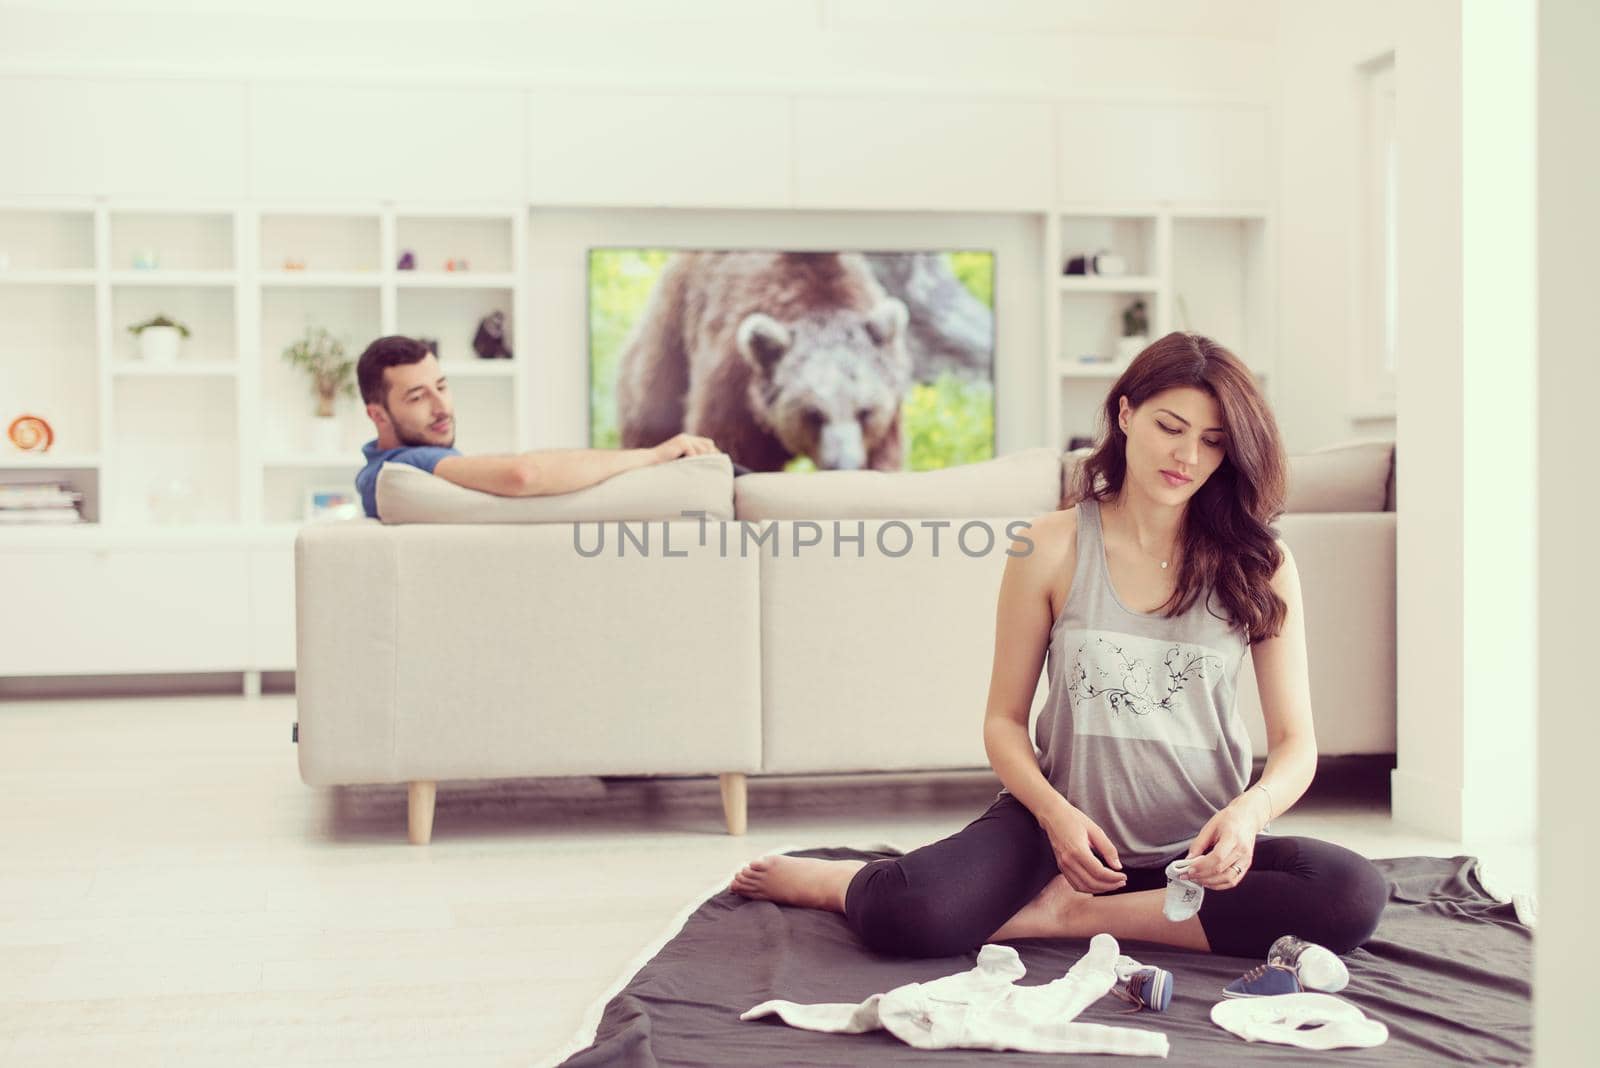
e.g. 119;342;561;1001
354;334;725;520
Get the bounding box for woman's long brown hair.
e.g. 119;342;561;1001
1064;331;1289;644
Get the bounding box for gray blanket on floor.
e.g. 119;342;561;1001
555;850;1532;1066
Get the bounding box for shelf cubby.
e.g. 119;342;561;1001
395;213;513;275
112;284;239;367
1056;213;1157;279
0;208;96;271
110;375;239;526
396;285;515;367
109;210;234;272
263;464;362;525
0;284;101;455
260;286;381;459
0;465;101;523
259;212;381;274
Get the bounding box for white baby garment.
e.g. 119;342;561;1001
1210;992;1389;1050
740;932;1170;1057
1163;857;1204;921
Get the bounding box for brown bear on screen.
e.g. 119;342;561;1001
615;251;913;472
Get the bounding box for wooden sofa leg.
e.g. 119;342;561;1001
408;781;436;845
719;773;748;836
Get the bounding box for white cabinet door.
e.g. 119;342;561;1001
0;548;250;675
0;78;248;198
251;84;523;202
793;95;1054;211
526;90;792;208
1055;101;1270;204
249;547;296;671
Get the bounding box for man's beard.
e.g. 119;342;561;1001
391;411;454;449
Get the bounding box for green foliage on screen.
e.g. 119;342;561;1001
947;250;994;309
906;373;995;470
589;249;668;450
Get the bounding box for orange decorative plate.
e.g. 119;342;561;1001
8;414;53;452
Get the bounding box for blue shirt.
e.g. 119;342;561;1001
357;439;461;519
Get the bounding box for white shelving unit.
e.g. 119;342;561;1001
0;198;526;682
1042;204;1275;451
0;198;527;533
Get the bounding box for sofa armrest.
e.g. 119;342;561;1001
1235;512;1397;757
295;520;402;786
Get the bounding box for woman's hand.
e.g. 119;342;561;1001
1040;801;1128;892
1182;802;1260;890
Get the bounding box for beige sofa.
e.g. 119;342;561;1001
294;440;1395;844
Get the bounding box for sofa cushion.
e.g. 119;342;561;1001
375;452;734;524
733;448;1062;521
1060;440;1395;513
1060;446;1094;506
1287;440;1394;513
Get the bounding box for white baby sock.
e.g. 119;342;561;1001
1163;857;1204;921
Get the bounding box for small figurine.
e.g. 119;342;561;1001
397;250;416;270
132;249;159;270
282;258;306;271
445;258;470;272
472;311;512;360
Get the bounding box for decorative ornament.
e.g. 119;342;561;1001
472;310;512;360
282;258;307;271
8;414;54;452
397;250;416;270
445;257;470;272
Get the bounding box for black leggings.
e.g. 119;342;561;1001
843;793;1388;960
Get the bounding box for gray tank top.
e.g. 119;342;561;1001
1001;497;1257;868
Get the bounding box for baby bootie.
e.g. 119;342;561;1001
1269;934;1350;993
1111;953;1173;1013
1163;857;1204;921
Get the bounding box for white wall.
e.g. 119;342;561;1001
1274;0;1398;452
1537;1;1597;1058
0;1;1278;96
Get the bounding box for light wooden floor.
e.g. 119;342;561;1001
0;694;1536;1067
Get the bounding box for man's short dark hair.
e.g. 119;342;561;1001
357;335;433;406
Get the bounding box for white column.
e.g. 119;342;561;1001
1537;0;1597;1058
1392;0;1538;845
1390;0;1467;839
1458;0;1537;844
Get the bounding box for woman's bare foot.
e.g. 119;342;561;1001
728;855;868;913
988;874;1094;941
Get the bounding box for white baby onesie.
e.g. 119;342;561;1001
740;933;1170;1057
1210;992;1389;1050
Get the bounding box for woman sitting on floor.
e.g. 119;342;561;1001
730;330;1387;961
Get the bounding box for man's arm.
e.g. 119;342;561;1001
432;433;718;498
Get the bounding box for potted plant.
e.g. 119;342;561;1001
127;315;191;365
1116;299;1150;366
281;326;357;454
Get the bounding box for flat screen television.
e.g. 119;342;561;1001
588;249;995;472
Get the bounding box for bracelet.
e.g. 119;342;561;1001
1253;782;1274;830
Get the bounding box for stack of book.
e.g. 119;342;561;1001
0;481;86;525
